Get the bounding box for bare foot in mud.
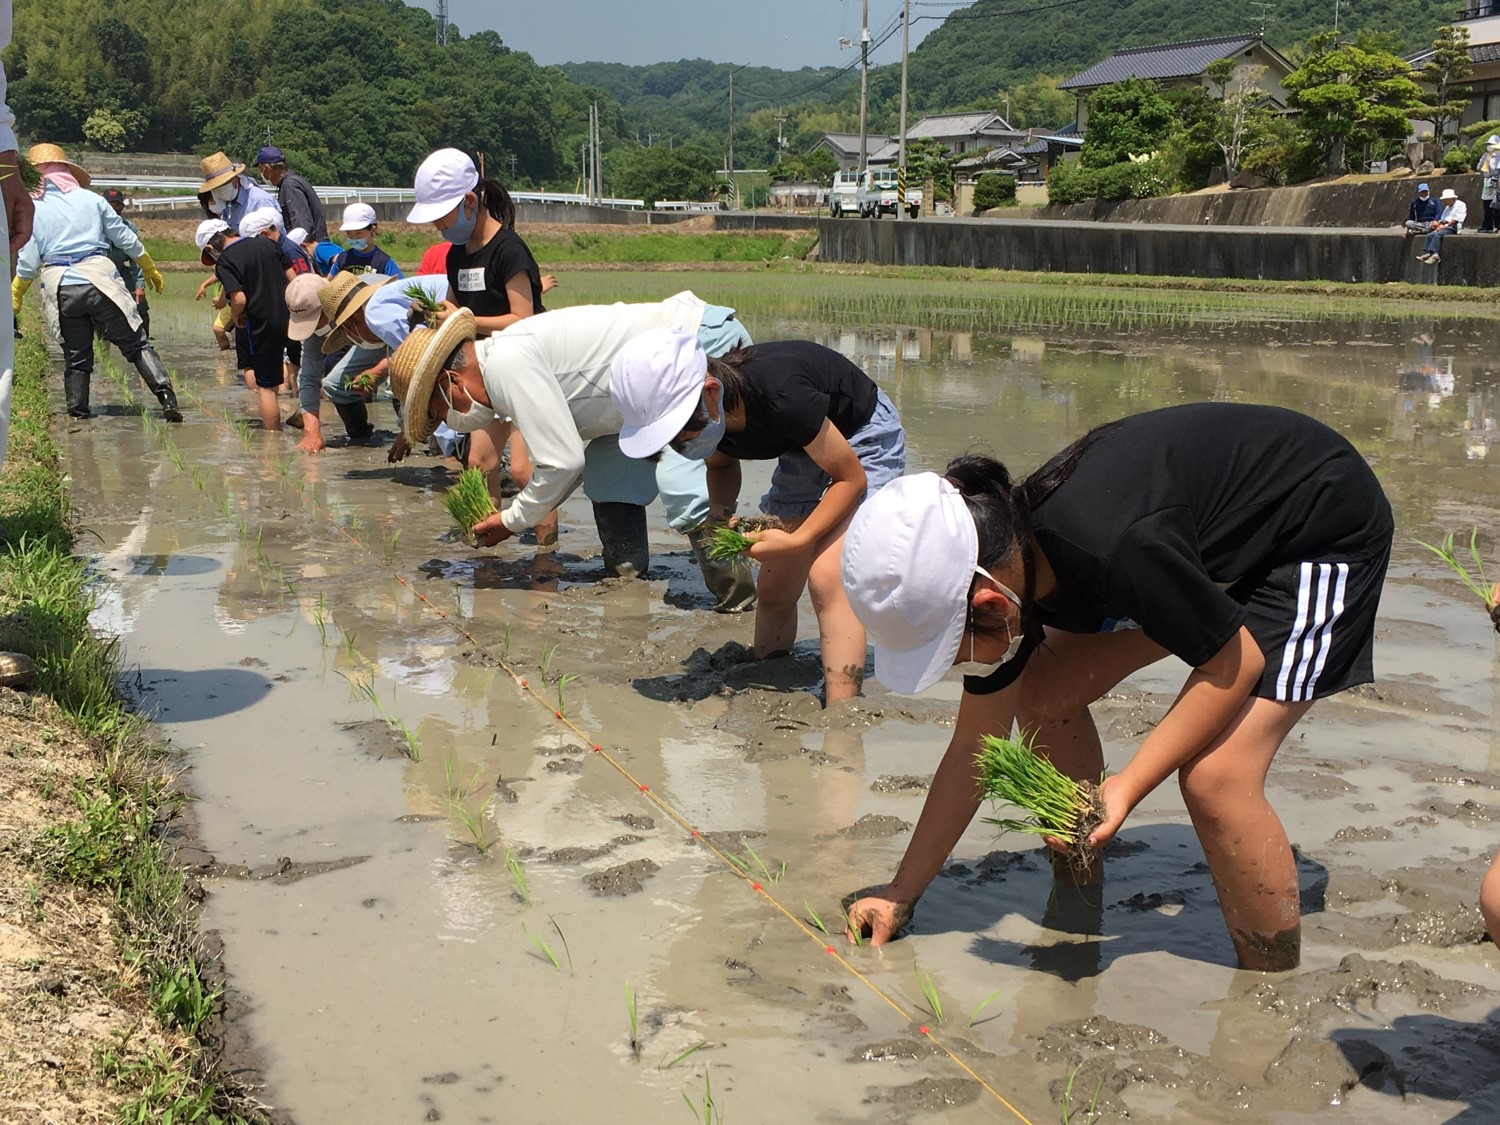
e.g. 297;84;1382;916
298;416;326;454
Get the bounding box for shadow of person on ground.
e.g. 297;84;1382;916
1331;1007;1500;1122
129;666;274;722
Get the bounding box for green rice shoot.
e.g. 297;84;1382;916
1416;528;1500;632
976;734;1103;863
443;468;497;537
706;525;754;560
402;281;443;330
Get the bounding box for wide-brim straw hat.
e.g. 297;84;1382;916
390;309;478;445
26;143;90;187
199;150;246;193
318;272;392;354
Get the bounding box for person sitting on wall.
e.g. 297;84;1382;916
1417;188;1466;266
1402;182;1439;236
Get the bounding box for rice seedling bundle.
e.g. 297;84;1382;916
442;468;496;537
402;282;443;331
1416;528;1499;633
976;734;1103;871
705;515;786;560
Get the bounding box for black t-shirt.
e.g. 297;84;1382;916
446;228;544;320
966;403;1393;695
215;235;291;344
714;340;879;461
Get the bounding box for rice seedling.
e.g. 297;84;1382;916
522;921;561;969
977;733;1104;872
967;988;1003;1028
1059;1065;1104;1124
555;672;579;716
805;901;828;935
341;631;358;662
442;468;497;537
397;719;420;761
549;915;574;976
706;525;755;560
626;982;640;1060
1416;528;1500;632
662;1042;709;1070
449;793;492;851
312;593;329;644
500;622;511;661
842;907;863;947
402;281;443;329
380;528;402;565
506;848;532;907
915;968;944;1025
682;1065;722;1124
742;843;783;885
539;642;559;681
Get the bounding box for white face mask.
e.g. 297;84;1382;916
439;376;496;432
953;566;1024;677
212;181;239;203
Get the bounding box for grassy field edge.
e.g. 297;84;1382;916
0;315;266;1124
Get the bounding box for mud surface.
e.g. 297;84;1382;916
56;283;1500;1122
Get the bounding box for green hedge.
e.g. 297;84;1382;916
972;173;1017;210
1046;157;1170;206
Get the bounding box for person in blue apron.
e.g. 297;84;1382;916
12;144;179;421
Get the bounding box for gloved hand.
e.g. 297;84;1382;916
11;275;32;315
136;251;166;294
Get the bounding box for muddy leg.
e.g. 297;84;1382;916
1178;696;1312;971
806;525;864;705
1018;707;1106;886
753;546;812;659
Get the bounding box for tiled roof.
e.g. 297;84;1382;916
1472;43;1500;64
908;111;1009;137
1061;35;1265;90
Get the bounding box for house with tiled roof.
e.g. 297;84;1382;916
1412;6;1500;131
812;111;1026;172
1061;34;1293;132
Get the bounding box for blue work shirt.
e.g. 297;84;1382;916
363;274;448;350
18;185;146;286
217;176;278;233
312;240;342;277
330;245;403;279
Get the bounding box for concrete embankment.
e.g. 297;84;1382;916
816;214;1500;288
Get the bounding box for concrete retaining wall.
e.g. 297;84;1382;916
816;216;1500;288
1028;173;1481;229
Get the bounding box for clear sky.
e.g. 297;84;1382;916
447;0;945;70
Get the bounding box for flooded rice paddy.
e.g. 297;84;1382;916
57;272;1500;1123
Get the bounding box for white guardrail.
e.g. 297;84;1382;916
93;178;648;211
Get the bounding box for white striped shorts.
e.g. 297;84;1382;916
1246;542;1391;703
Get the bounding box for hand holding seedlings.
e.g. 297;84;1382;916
442;468;498;539
706;515;787;561
843;891;914;948
470;510;514;548
977;735;1106;872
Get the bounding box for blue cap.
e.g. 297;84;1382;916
1418;183;1430;192
254;146;285;165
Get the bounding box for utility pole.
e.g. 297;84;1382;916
507;153;518;180
858;0;870;173
435;0;448;46
727;68;735;209
774;106;788;158
1250;2;1274;36
896;0;910;221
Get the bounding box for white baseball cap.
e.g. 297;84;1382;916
238;206;282;237
285;273;329;341
407;148;479;224
841;473;978;694
612;329;710;458
195;218;231;265
339;202;378;231
286;225;308;245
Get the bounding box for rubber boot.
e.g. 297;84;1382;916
333;400;375;444
687;525;757;614
133;348;182;422
592;502;649;578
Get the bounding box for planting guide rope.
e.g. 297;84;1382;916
103;358;1039;1125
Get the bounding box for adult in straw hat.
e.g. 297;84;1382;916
386;292;758;610
198;150;276;233
13;143;178;421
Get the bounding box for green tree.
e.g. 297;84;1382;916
83;107;148;152
905;137;955;199
1418;25;1474;146
772;148;838;183
1209;65;1283;179
1080;78;1175;168
1003;76;1074;130
972;172;1015;209
1283;32;1426;175
609;142;719;207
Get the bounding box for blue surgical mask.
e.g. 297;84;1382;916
349;237;371;252
675;381;725;460
441;197;478;245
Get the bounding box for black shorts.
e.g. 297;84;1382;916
235;327;297;372
1238;535;1392;703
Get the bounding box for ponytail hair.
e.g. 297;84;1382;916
476;178;516;229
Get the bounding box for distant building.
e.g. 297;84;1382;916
1061;34;1293;132
1413;7;1500;132
811;111;1028;172
808;132;888;173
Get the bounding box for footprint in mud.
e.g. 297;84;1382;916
1249;953;1487;1028
583;858;660;897
870;774;932;794
835;814;912;840
864;1077;981;1113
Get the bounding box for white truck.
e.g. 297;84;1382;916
856;169;922;218
829;171;861;217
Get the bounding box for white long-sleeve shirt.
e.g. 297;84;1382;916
0;3;14;153
1441;200;1468;229
476;292;709;533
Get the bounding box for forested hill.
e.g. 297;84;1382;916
885;0;1454;112
5;0;601;187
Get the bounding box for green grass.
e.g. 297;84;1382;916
6;320;259;1120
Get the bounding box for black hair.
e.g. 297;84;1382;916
476;178;517;230
207;230;232;255
944;420;1119;638
692;346;753;429
197;190;215;218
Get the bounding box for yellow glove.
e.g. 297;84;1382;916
11;275;32;315
136;251;165;295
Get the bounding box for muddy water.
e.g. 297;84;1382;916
55;278;1500;1123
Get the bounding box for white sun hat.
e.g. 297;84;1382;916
407;148;479;225
339;202;378;231
612;328;710;458
194;218;231;266
1441;188;1460;201
238;206;282;237
841;473;979;695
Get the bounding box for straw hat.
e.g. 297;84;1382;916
26;143;90;187
199;150;246;193
317;272;392;354
389;309;478;445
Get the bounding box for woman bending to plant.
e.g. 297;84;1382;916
610;329;905;704
839;403;1393;970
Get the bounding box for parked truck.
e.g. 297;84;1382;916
829;171;861;217
856;169;921;218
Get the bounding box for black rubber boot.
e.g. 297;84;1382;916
592;502;649;578
133;348;182;422
333;400;375;443
686;524;757;613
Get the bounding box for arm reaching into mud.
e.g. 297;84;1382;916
846;684;1017;946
